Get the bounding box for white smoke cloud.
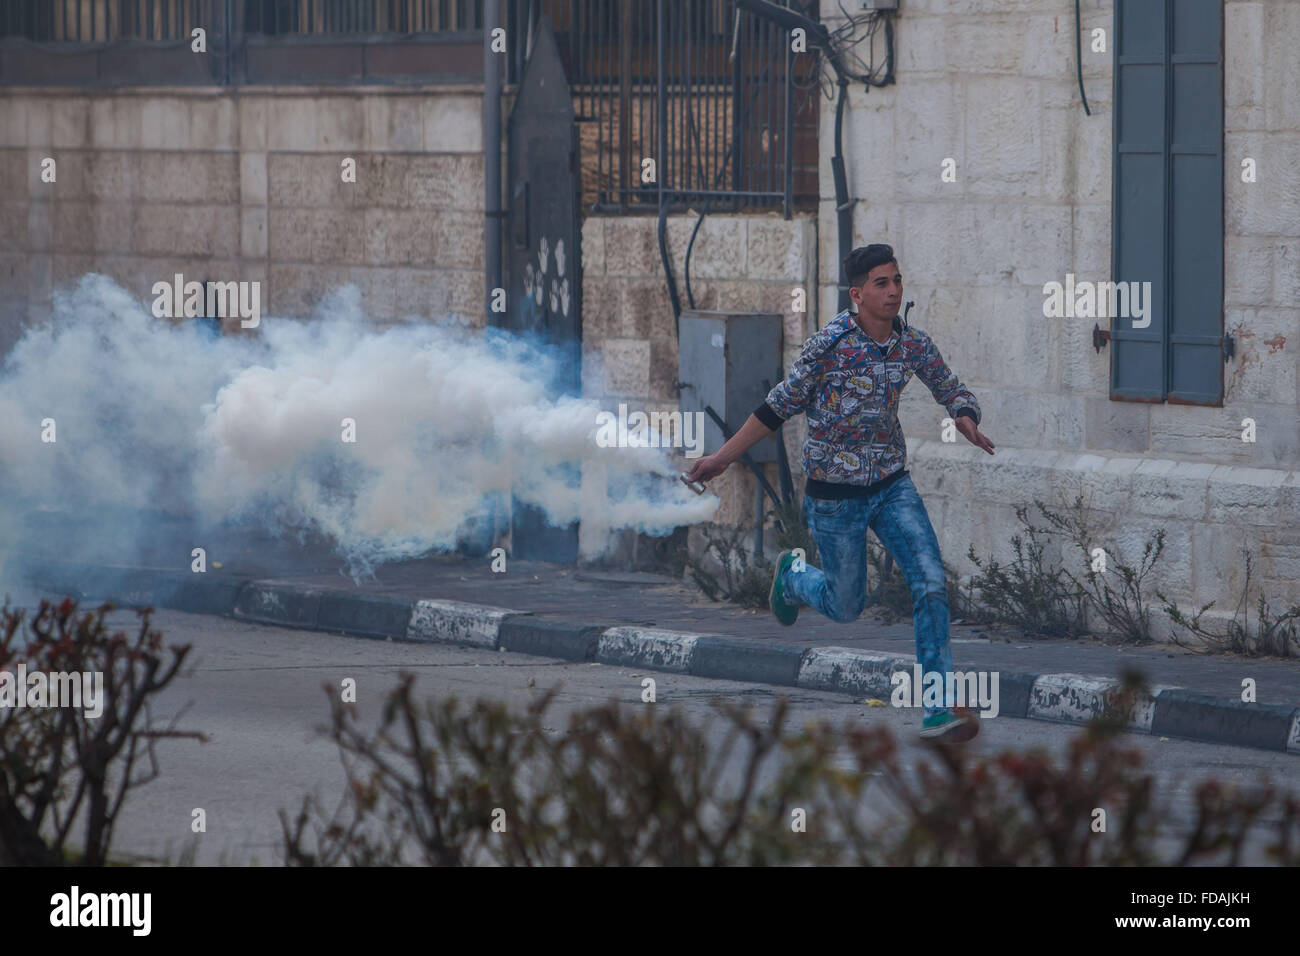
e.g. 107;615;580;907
0;275;718;580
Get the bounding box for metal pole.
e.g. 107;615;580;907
525;0;536;61
657;0;667;206
484;0;503;323
702;405;784;522
783;37;792;218
484;0;506;553
224;0;234;85
731;4;742;198
618;0;631;203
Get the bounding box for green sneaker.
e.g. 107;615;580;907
769;550;800;626
920;709;980;742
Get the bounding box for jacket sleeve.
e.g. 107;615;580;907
914;331;981;426
753;336;826;428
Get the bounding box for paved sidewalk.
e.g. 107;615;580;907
8;527;1300;756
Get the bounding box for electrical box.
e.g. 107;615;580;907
677;311;784;463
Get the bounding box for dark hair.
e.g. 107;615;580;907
843;244;897;287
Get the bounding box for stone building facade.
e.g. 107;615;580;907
804;0;1299;615
0;86;485;350
1;0;1295;620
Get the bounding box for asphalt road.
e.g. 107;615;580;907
6;600;1298;866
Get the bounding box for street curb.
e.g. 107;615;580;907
407;598;525;647
596;626;700;671
1151;689;1300;754
498;616;605;661
16;561;1300;755
1026;673;1181;733
691;635;804;686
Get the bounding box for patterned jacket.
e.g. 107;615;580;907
754;308;980;494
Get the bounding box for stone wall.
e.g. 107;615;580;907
0;84;821;569
814;0;1300;612
0;86;485;353
577;212;817;559
6;4;1294;616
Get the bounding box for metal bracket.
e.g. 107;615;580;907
702;404;785;530
1092;323;1110;354
1223;333;1236;363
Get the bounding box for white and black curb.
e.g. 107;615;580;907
407;599;519;647
20;561;1300;756
596;626;700;671
1027;673;1177;732
796;647;901;697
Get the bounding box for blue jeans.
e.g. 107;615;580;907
782;474;955;716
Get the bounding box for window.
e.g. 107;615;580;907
1112;0;1224;404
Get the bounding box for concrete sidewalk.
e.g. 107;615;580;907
10;536;1300;756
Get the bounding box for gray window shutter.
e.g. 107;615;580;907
1112;0;1224;404
1167;0;1224;404
1112;0;1168;400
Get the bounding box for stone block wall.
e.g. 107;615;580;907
815;0;1300;614
577;211;818;559
0;86;486;353
0;83;821;570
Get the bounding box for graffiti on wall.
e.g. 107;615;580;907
522;235;571;320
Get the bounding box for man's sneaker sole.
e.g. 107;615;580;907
769;550;798;626
920;710;980;743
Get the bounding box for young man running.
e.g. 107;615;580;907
685;244;995;742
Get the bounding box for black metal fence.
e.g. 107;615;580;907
0;1;485;40
0;0;495;84
0;0;818;214
539;0;818;216
1;1;225;43
244;0;484;33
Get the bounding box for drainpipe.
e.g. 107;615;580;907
483;0;505;554
484;0;503;321
832;76;852;313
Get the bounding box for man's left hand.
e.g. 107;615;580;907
955;416;995;455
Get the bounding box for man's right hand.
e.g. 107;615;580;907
684;414;773;486
685;454;729;485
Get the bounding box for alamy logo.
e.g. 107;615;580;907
890;664;1000;718
594;403;705;459
50;886;150;936
1042;274;1151;328
151;273;261;329
0;664;103;718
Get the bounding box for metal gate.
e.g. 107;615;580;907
505;14;582;562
